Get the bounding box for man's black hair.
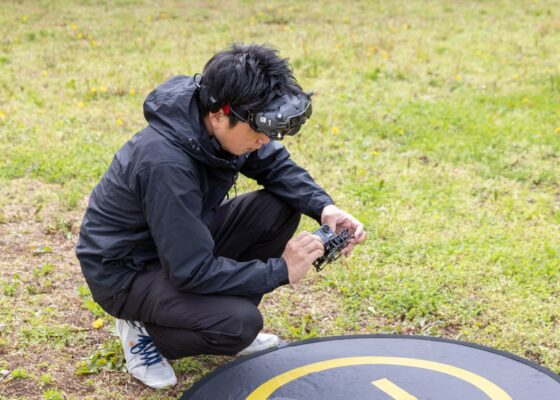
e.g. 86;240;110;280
197;43;303;127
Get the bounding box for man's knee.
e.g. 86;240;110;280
201;299;263;355
234;304;263;352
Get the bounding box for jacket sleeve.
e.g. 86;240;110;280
136;161;289;296
240;141;334;223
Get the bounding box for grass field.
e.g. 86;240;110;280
1;0;559;398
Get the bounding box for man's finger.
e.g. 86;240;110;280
353;225;366;243
293;231;310;241
310;247;325;261
334;216;353;233
323;217;338;233
342;243;355;256
300;233;322;247
304;238;324;252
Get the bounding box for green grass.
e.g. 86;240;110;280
1;0;559;398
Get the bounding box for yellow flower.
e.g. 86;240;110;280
100;86;108;94
76;32;83;40
21;15;28;23
41;70;48;77
77;101;85;108
129;88;136;96
513;73;520;81
71;23;78;31
331;126;339;135
522;97;529;104
381;51;389;60
555;127;560;134
90;87;97;94
454;74;462;82
92;318;104;329
116;118;124;126
0;110;6;120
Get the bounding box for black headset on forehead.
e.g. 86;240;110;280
194;73;313;141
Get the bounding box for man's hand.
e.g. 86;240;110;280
321;205;366;257
282;232;324;284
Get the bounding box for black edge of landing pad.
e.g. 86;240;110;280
182;334;560;398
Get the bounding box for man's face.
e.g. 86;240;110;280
209;111;271;156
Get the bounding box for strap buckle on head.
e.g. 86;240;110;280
193;73;203;88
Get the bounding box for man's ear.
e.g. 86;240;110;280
208;110;224;128
209;110;226;123
207;110;232;138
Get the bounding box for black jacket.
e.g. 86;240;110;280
76;75;333;302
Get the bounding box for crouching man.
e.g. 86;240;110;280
76;43;365;389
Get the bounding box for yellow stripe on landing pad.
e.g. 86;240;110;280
372;378;417;400
245;356;512;400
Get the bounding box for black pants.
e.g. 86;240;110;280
99;190;300;360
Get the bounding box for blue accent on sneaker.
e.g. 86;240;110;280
130;334;164;367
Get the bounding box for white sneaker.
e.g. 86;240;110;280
237;333;282;356
116;319;177;389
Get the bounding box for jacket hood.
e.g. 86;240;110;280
143;75;234;168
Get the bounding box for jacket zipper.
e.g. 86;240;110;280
226;158;239;199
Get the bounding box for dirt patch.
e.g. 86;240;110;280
0;179;205;399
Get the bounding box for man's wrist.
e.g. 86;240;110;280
272;257;290;286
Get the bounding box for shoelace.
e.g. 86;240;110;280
130;334;164;367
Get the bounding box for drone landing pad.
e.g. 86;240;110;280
182;335;560;400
